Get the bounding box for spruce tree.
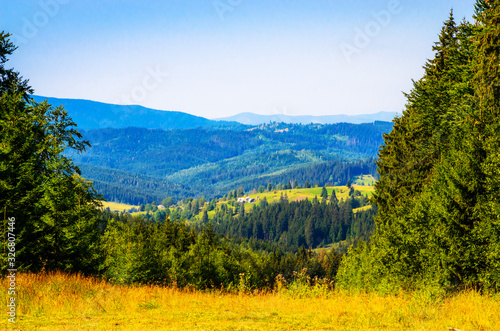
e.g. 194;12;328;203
1;32;102;273
320;186;328;200
337;4;500;292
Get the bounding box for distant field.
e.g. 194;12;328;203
353;205;372;213
246;185;374;206
100;201;139;212
145;185;375;221
353;174;376;186
191;185;376;216
4;272;498;330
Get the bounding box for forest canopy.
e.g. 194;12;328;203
0;31;103;273
337;2;500;293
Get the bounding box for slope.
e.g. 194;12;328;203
31;95;240;130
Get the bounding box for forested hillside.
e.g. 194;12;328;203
0;31;369;288
212;194;376;250
31;95;242;130
338;3;500;294
70;122;390;203
3;0;498;300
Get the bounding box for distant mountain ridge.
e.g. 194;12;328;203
33;95;398;130
68;121;393;203
215;111;399;125
31;95;234;130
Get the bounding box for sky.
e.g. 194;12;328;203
1;0;477;119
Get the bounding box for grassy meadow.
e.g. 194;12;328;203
352;174;376;186
247;185;374;204
194;185;374;221
2;272;499;330
100;201;139;213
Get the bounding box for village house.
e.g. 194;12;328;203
237;197;255;203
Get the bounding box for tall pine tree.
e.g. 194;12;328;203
0;32;102;274
337;2;500;293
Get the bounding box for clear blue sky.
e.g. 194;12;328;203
1;0;476;118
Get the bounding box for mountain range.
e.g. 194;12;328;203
31;95;231;130
30;95;395;204
32;95;398;129
215;112;400;125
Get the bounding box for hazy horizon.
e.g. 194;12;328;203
2;0;475;118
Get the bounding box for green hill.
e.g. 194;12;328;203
31;95;241;130
70;122;389;203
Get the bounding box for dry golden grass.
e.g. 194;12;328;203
100;201;139;212
2;272;499;330
246;186;375;205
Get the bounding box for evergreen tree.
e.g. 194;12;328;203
238;203;245;218
0;32;102;273
329;189;338;204
337;3;500;293
320;185;328;200
201;210;209;224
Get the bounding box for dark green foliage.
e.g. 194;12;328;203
320;186;328;200
78;163;193;204
0;32;102;274
212;195;375;251
0;32;32;97
83;156;377;204
100;213;343;289
69;121;387;203
338;2;500;293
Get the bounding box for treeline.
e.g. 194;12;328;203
338;4;500;294
75;123;391;180
243;159;378;189
79;158;377;204
67;119;389;204
99;211;342;289
212;194;375;250
73;127;262;178
258;121;392;156
77;163;194;204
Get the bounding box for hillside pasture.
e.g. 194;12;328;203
100;201;139;212
245;185;374;206
353;174;376;186
3;272;498;330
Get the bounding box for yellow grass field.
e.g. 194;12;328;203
100;201;139;212
246;185;374;204
353;174;376;186
2;272;499;330
194;185;375;221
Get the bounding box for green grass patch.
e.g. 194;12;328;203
100;201;139;212
353;174;376;186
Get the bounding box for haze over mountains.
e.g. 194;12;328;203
30;95;395;204
215;112;400;126
33;95;399;129
31;96;225;130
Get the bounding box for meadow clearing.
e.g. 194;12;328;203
195;184;375;221
2;272;499;330
100;201;139;213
